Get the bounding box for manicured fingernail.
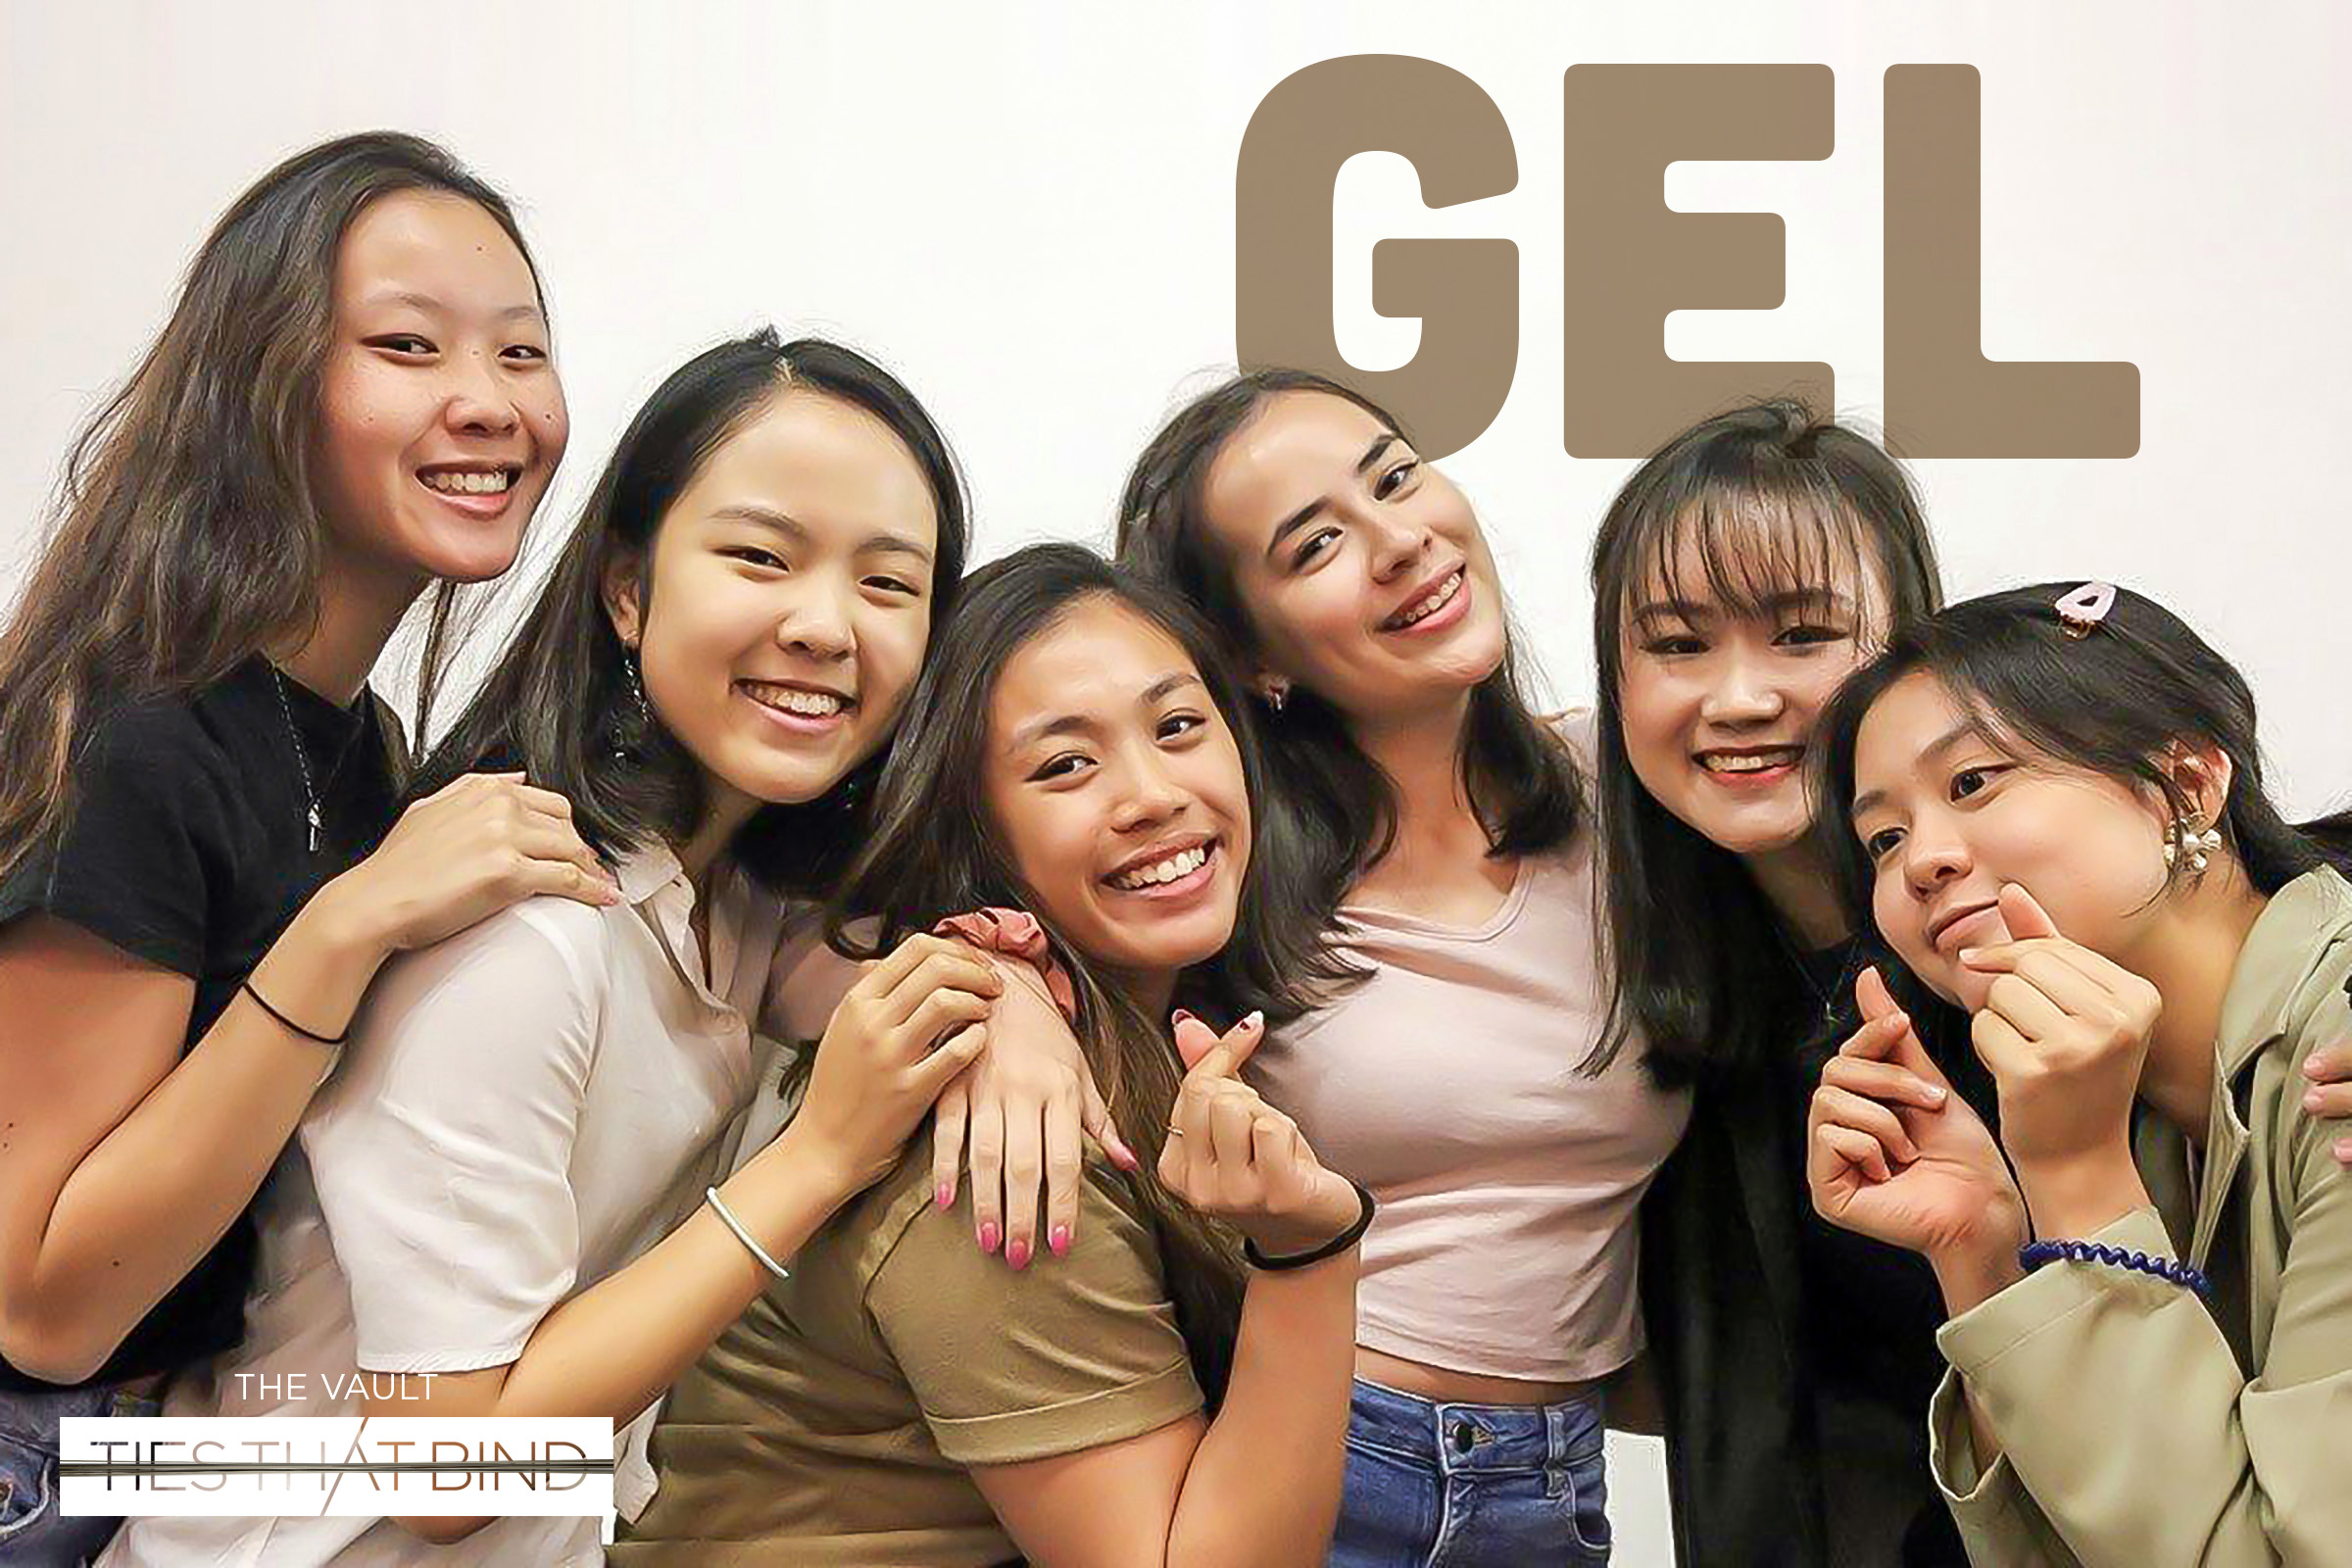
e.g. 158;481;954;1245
1107;1136;1140;1170
978;1222;1001;1254
1957;948;1981;963
1050;1225;1071;1256
2335;1138;2352;1164
936;1182;955;1209
1007;1239;1031;1270
1242;1010;1264;1033
1171;1007;1197;1025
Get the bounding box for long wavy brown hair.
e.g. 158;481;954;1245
0;131;544;882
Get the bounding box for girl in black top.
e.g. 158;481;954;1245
0;132;613;1564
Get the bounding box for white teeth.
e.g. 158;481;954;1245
1388;569;1463;628
744;682;847;717
1700;749;1801;774
421;469;514;495
1109;844;1209;890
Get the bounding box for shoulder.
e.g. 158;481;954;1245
1543;707;1601;771
365;892;623;1030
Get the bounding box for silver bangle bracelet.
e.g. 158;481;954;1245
705;1186;792;1282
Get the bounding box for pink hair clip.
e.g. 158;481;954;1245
2054;581;2117;639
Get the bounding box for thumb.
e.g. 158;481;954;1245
1180;1010;1266;1081
1856;965;1899;1025
910;1022;991;1099
1998;881;2061;942
1171;1011;1224;1071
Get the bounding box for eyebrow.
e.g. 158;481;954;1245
1632;588;1856;624
363;289;545;324
1262;430;1402;562
1007;670;1204;751
706;503;935;565
1848;719;1984;823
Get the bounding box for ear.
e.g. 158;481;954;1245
2163;741;2234;827
602;552;645;650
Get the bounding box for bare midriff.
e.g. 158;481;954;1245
1353;1344;1605;1407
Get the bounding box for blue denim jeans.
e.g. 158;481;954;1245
0;1383;159;1567
1331;1377;1610;1567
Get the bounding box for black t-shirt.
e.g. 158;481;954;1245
1775;940;1991;1568
0;655;400;1392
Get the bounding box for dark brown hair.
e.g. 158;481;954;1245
829;543;1353;1403
1115;368;1581;932
415;329;971;897
0;131;543;883
1812;582;2351;932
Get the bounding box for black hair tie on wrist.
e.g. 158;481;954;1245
240;979;349;1048
1244;1178;1377;1271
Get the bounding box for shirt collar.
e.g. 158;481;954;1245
2214;865;2352;1078
612;840;687;906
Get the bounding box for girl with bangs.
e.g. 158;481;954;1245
1592;406;2352;1566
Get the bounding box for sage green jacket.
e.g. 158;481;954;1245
1927;866;2352;1566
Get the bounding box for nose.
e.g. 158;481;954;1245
1696;647;1786;727
442;348;521;439
1901;812;1972;899
1358;505;1433;583
1106;744;1188;835
774;576;855;662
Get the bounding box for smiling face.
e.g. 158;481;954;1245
314;189;568;589
1850;670;2177;1010
1616;512;1887;858
1196;390;1504;719
610;388;940;818
983;595;1251;985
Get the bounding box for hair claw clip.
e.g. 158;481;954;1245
2054;581;2117;639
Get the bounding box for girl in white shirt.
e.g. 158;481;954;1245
101;330;1033;1567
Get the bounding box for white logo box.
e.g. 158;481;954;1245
59;1416;613;1518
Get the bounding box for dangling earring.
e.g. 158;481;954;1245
610;645;654;760
2163;813;2222;874
1263;679;1290;714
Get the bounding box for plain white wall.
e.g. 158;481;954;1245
8;4;2351;1560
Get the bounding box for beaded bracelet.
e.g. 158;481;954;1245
2019;1238;2211;1298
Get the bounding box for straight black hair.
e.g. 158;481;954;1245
1116;369;1580;931
1813;582;2352;934
416;328;970;897
1589;399;1944;1081
829;542;1356;1403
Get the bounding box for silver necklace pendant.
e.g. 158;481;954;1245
308;804;322;854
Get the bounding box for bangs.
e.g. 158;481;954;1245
1625;475;1879;628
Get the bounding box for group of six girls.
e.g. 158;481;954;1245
3;131;2348;1568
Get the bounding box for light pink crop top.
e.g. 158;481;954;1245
1243;715;1690;1382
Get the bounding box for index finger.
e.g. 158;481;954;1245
514;784;577;820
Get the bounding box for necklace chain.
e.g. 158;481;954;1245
270;666;324;855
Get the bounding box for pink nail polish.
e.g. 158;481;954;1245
1007;1239;1031;1270
936;1183;955;1209
1171;1007;1197;1025
1050;1225;1071;1255
1242;1010;1264;1032
979;1222;1001;1254
2336;1139;2352;1163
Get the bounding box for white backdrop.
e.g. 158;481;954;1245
8;3;2351;1560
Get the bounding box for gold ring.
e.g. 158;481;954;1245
1165;1123;1186;1137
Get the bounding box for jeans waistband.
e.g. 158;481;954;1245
1347;1376;1604;1476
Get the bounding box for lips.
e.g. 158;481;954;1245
1380;566;1465;631
1928;901;2003;954
1696;746;1803;775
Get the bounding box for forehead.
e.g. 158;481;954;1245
1626;492;1882;618
1202;391;1388;519
991;597;1196;737
335;189;538;312
676;390;937;542
1853;671;1969;781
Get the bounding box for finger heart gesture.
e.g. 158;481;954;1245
1156;1009;1360;1258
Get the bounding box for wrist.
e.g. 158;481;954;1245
2015;1148;2149;1240
766;1122;866;1215
1239;1177;1372;1265
302;873;396;969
